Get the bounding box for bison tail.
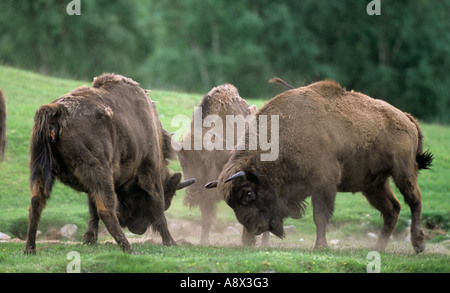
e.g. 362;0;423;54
417;149;433;170
413;121;434;171
0;89;6;159
29;104;64;197
269;77;296;89
405;113;433;171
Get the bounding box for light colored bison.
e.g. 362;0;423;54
176;84;270;245
206;80;433;253
25;74;195;254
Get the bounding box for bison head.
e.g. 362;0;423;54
205;164;285;238
117;174;195;235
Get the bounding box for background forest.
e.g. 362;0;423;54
0;0;449;122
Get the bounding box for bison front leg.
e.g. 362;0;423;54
199;199;217;245
152;212;177;246
241;226;257;246
311;185;336;250
260;231;270;247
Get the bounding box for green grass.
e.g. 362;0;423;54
0;65;448;273
1;242;448;273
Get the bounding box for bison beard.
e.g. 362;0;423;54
24;74;195;254
206;80;433;253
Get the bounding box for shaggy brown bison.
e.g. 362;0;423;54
206;80;433;253
0;89;6;159
176;84;270;245
24;74;195;254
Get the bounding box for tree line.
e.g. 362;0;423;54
0;0;448;122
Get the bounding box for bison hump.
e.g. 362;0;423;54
92;73;139;89
306;80;345;99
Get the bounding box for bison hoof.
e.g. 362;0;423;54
83;232;98;245
313;242;328;250
128;248;139;255
122;246;137;254
23;247;36;255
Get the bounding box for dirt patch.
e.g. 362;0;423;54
4;216;449;255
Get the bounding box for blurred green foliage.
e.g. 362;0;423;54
0;0;448;122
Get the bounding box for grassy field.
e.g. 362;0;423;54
0;65;448;273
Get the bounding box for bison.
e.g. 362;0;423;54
206;80;433;253
0;89;6;159
24;74;195;254
176;84;270;245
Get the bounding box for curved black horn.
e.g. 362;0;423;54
224;171;246;183
205;181;218;189
176;178;196;190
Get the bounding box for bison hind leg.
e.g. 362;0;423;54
83;198;100;245
392;173;426;253
311;184;337;250
363;180;401;251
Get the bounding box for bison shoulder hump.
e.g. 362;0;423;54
306;80;345;98
92;73;139;89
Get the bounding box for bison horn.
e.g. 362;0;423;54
205;171;246;189
224;171;246;183
205;181;218;189
176;178;196;190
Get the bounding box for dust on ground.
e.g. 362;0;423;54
5;216;449;255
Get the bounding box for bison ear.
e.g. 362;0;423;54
205;181;218;189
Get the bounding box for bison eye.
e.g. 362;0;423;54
241;190;257;204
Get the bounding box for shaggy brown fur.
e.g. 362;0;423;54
207;80;433;253
177;84;267;245
0;89;6;159
24;74;194;254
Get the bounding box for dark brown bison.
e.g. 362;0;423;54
0;89;6;159
206;80;433;253
24;74;195;254
176;84;270;245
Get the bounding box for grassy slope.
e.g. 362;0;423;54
0;66;448;273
